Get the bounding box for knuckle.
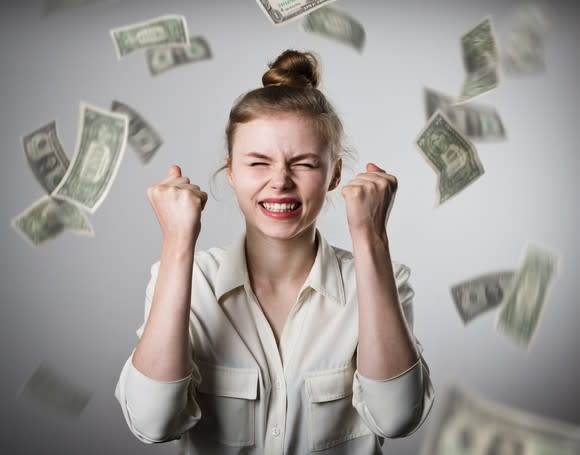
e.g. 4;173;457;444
149;185;161;196
377;178;388;189
351;186;362;198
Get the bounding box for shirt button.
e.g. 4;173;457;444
272;426;281;437
275;379;282;389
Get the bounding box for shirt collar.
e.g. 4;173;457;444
214;228;346;306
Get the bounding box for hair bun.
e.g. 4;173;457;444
262;50;320;89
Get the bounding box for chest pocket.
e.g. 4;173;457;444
304;364;372;451
194;361;259;447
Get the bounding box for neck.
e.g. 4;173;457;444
244;225;318;293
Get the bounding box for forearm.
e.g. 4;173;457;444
133;238;195;381
353;231;418;380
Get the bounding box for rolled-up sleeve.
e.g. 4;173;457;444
351;262;434;438
352;349;434;438
114;261;202;443
115;353;202;443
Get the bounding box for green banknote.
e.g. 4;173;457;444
43;0;120;14
501;4;550;77
22;121;70;194
18;363;91;417
451;271;514;324
420;384;580;455
457;17;500;104
11;196;93;246
52;102;128;213
110;15;189;59
111;100;162;164
424;88;505;141
496;244;560;349
256;0;337;25
146;36;212;76
301;6;365;52
416;110;484;206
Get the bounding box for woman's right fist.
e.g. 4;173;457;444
146;165;208;245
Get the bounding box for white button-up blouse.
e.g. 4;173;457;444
115;229;434;454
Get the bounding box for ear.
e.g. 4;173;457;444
327;159;342;191
225;155;234;188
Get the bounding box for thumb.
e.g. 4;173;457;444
366;162;384;173
168;165;182;177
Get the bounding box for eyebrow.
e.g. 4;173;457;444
244;152;321;162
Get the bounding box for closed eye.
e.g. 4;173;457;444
250;162;268;166
295;163;314;168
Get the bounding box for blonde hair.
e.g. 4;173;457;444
211;49;356;205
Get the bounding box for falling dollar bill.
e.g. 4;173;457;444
301;6;365;52
18;363;92;417
416;110;484;206
501;4;550;77
111;100;162;164
496;244;560;349
52;102;128;214
456;17;500;104
255;0;337;25
502;28;546;76
43;0;120;14
146;36;212;77
451;271;514;324
11;196;94;246
424;88;505;141
420;384;580;455
22;121;70;194
110;15;189;60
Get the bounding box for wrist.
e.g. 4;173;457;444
349;227;389;251
162;236;196;260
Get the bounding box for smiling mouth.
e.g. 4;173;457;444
259;201;302;213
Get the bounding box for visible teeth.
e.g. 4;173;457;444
261;202;299;212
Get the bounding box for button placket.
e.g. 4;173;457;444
245;289;287;454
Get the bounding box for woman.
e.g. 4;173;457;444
115;49;434;454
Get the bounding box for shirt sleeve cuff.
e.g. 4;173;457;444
353;357;434;438
124;359;196;442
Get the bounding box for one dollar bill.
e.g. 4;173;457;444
18;363;92;417
416;110;484;206
424;87;505;141
52;102;128;214
451;271;514;324
146;36;212;77
501;4;550;77
43;0;120;15
255;0;337;25
111;100;162;164
496;244;560;349
22;121;70;194
456;17;500;104
420;384;580;455
11;195;94;247
301;6;365;52
110;15;189;60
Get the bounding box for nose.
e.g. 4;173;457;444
269;165;294;190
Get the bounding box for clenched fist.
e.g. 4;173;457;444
341;162;398;240
146;165;208;247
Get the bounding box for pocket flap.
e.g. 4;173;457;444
305;364;355;403
197;361;259;400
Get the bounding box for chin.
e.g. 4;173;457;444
256;224;301;240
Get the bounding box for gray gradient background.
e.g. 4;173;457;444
1;1;579;454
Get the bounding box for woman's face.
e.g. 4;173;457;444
227;113;340;240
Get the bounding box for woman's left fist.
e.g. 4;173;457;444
341;162;398;237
